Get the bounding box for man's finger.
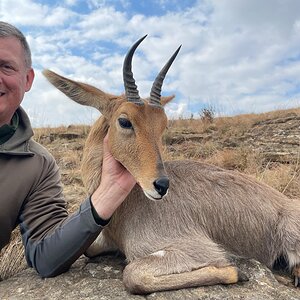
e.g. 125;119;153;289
102;133;110;156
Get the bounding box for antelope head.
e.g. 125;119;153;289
43;35;181;201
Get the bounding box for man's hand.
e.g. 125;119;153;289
91;134;136;220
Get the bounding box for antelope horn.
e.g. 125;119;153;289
149;45;181;107
123;35;147;105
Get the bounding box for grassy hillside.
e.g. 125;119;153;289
1;107;300;280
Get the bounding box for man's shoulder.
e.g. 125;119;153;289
28;139;56;164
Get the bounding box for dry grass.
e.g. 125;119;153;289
1;108;300;280
0;229;25;281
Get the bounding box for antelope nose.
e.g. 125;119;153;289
153;177;169;197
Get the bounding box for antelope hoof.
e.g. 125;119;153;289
237;268;249;283
293;265;300;287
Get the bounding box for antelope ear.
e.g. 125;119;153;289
43;69;116;116
161;95;175;106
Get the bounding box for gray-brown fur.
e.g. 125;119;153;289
42;42;300;294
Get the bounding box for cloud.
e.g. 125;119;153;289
174;0;300;115
77;7;128;40
0;0;75;26
2;0;300;126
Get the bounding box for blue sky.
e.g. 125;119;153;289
1;0;300;126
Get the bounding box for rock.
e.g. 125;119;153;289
242;115;300;162
1;255;300;300
58;132;83;140
166;114;300;163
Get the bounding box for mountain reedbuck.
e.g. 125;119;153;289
43;36;300;294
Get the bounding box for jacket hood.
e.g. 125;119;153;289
0;106;34;156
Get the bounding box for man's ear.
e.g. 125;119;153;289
25;68;35;92
161;95;175;107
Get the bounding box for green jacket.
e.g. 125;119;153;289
0;107;103;277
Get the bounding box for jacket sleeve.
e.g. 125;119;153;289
19;152;104;277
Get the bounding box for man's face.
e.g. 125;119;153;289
0;37;34;126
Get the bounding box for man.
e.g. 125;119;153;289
0;21;136;277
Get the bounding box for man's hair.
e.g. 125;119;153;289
0;21;32;68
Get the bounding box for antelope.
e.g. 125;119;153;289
43;35;300;294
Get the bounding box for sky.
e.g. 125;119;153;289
1;0;300;127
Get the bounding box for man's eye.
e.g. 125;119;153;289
118;118;133;129
3;64;12;69
1;64;14;72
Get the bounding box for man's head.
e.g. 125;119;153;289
0;21;32;68
0;22;34;126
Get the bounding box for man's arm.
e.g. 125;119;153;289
20;135;135;277
21;197;104;277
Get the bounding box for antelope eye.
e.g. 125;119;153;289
118;117;133;129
